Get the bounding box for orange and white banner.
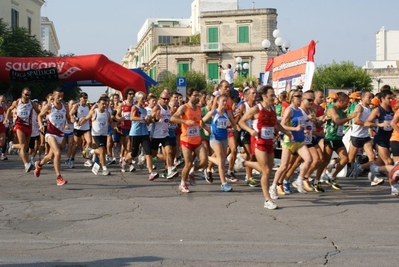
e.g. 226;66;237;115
270;40;316;93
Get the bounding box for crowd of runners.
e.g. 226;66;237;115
2;81;399;210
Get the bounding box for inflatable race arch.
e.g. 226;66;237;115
0;54;146;95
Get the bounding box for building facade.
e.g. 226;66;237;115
122;7;278;86
40;16;60;55
0;0;45;40
365;26;399;91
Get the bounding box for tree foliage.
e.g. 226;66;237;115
0;18;80;101
312;61;372;91
149;70;214;97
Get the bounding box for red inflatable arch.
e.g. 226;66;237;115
0;54;146;95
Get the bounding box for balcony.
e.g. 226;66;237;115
202;43;222;52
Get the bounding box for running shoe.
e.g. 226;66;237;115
106;157;116;165
326;177;342;190
320;173;329;183
0;154;7;161
277;184;286;196
8;141;14;155
292;179;307;193
326;159;336;174
56;175;67;186
179;183;190;193
167;169;178;179
391;184;399;196
247;177;260;187
84;160;92;167
269;186;279;200
34;160;41;178
174;158;184;168
188;171;196;186
226;172;239;183
68;160;75;169
221;182;232;192
102;169;111;176
303;179;314;192
120;159;127;172
312;181;325;193
371;177;384;186
204;169;213;184
64;158;70;165
264;200;278;210
25;162;32;173
283;182;292;194
350;162;363;179
149;172;159;181
129;164;136;172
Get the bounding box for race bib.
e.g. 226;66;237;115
217;118;228;129
304;133;312;145
260;127;274;139
187;126;199;137
383;120;392;131
123;112;130;120
18;110;29;120
337;125;343;136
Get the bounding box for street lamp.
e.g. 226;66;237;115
261;29;291;56
235;57;249;77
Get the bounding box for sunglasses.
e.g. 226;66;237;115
305;98;314;102
24;94;31;97
128;93;135;96
82;97;88;99
161;97;170;100
293;95;302;98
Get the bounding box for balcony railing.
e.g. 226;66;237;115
202;42;222;52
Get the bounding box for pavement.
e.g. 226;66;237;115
0;154;399;267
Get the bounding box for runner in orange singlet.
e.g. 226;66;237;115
171;88;208;193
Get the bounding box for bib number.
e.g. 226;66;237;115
337;125;343;136
217;119;228;129
260;127;274;139
383;120;392;131
187;126;199;137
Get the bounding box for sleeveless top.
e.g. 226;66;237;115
74;104;90;131
243;102;253;128
180;103;202;144
91;108;109;136
47;103;66;137
283;106;305;143
252;103;276;145
325;106;345;141
15;99;33;127
351;103;370;138
210;109;229;141
301;108;315;145
121;101;133;130
129;105;149;136
200;106;212;140
151;104;170;139
376;105;393;135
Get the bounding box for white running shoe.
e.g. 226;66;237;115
264;200;278;210
269;186;279;200
292;178;307;194
84;160;93;167
391;184;399;196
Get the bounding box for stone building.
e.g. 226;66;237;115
121;3;278;85
0;0;60;55
365;27;399;91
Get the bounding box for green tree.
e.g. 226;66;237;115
149;70;214;97
312;61;372;91
0;18;78;101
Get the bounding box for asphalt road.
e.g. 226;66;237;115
0;154;398;267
